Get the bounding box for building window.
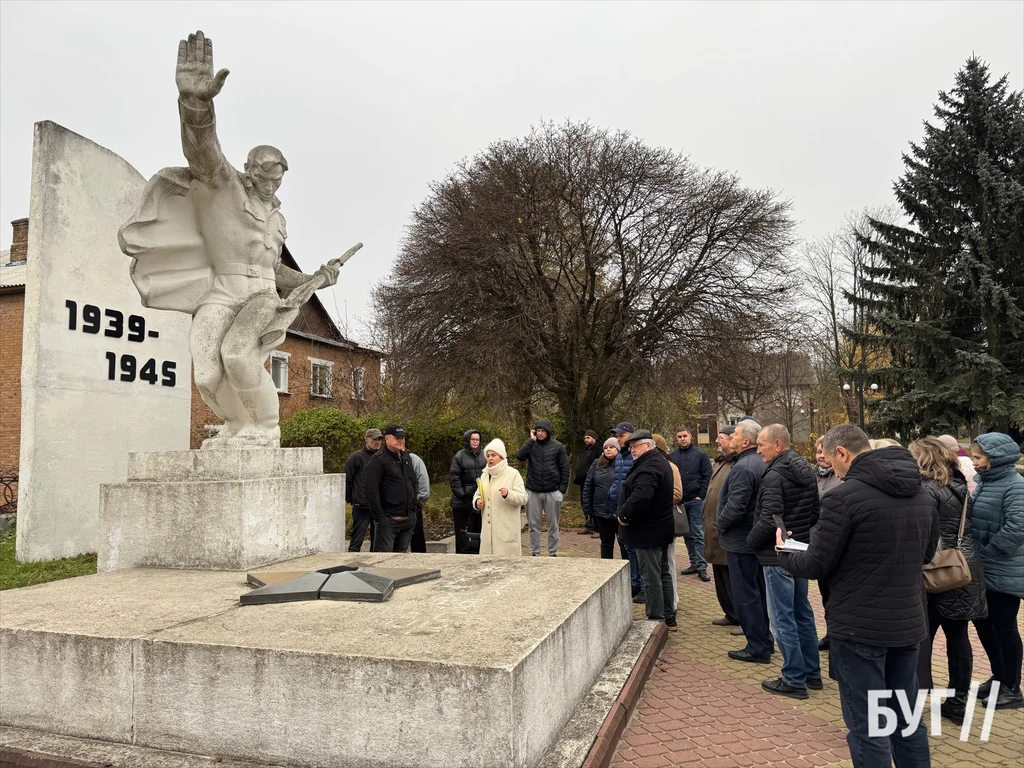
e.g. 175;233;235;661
352;367;366;401
310;358;333;398
271;351;290;393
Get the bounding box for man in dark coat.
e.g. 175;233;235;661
449;429;486;554
516;418;570;557
617;430;676;627
670;427;713;581
574;430;603;532
343;428;383;552
747;424;822;699
778;424;938;768
718;419;773;663
364;425;418;553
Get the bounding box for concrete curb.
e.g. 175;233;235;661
0;744;107;768
581;621;669;768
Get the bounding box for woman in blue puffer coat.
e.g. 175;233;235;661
970;432;1024;710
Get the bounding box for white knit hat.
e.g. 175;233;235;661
484;438;507;459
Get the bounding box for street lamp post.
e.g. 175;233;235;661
842;381;879;429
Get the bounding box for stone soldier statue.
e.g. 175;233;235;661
119;31;361;449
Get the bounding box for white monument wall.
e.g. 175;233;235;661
17;121;191;561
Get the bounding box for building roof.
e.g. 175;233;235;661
0;248;27;289
279;244;379;356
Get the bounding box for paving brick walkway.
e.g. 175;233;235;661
532;527;1024;768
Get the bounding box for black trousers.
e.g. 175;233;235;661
594;516;618;559
411;503;426;553
974;589;1023;689
727;551;773;658
920;599;973;695
713;564;739;624
452;507;482;554
348;506;374;552
372;513;416;553
818;579;831;638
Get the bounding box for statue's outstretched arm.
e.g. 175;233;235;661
176;31;232;188
275;243;362;293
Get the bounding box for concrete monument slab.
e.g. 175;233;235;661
0;553;632;768
16;122;192;562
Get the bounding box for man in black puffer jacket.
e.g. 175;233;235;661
747;424;822;699
778;425;938;768
450;429;486;554
516;418;570;557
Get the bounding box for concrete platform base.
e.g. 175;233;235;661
0;552;632;768
97;448;344;571
0;622;662;768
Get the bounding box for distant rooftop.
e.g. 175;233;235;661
0;247;27;289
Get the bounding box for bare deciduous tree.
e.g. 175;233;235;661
373;122;795;460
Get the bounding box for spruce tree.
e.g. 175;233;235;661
851;57;1024;437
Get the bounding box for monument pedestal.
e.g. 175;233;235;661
97;448;344;572
0;553;633;768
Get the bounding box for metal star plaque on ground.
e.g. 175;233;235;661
240;564;441;605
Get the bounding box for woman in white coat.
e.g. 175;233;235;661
473;439;529;556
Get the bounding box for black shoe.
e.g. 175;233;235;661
941;696;967;724
632;591;647;604
728;649;771;664
992;686;1024;710
762;678;808;699
818;636;830;651
665;616;678;629
698;569;711;582
712;617;737;626
977;677;994;699
806;677;823;690
681;565;700;576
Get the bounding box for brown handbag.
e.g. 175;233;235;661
922;492;972;593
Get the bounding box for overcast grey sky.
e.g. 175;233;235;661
1;1;1021;340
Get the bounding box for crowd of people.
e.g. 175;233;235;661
342;417;1023;768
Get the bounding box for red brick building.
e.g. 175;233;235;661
1;218;382;467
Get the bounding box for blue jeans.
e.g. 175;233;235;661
681;499;706;570
831;639;930;768
764;565;821;688
628;547;642;591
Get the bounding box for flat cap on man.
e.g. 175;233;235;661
625;429;653;444
719;425;736;435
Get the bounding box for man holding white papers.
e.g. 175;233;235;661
747;424;822;699
776;424;938;768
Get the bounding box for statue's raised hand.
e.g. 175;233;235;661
176;31;229;102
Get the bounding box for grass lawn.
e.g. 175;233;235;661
0;525;97;591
